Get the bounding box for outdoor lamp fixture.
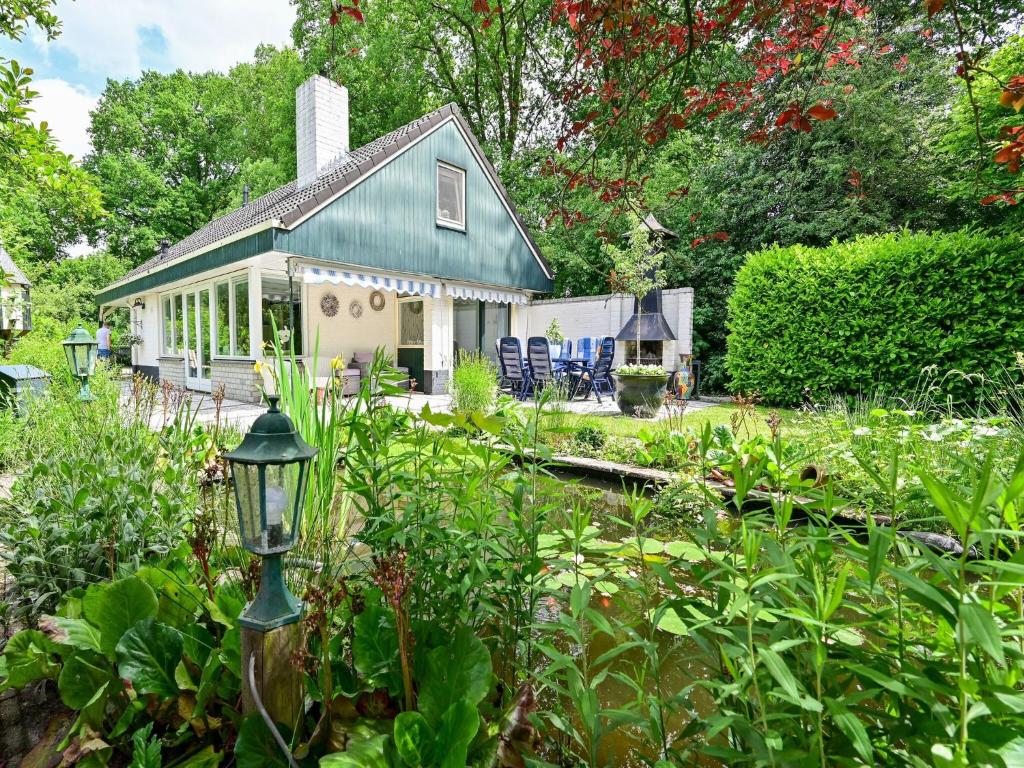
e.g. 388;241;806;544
224;395;317;630
132;298;145;310
62;326;98;401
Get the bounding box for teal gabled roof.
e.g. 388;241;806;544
98;103;552;303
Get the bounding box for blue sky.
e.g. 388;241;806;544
0;0;296;159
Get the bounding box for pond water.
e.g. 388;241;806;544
539;471;719;766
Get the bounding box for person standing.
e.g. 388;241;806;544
97;320;112;361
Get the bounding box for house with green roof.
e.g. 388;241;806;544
97;75;553;400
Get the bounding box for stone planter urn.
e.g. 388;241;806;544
613;373;666;418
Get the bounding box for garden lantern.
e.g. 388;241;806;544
62;326;98;401
225;395;317;630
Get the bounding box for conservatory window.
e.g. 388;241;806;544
436;162;465;230
214;276;251;357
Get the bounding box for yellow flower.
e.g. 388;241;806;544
253;360;264;375
330;355;345;372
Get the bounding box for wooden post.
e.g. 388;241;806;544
240;623;304;728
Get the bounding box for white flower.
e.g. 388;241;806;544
572;553;585;564
973;425;1000;438
853;426;871;436
922;430;943;442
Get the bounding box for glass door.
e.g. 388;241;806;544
184;289;213;392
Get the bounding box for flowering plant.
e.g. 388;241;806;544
616;363;665;376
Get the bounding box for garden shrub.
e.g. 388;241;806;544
0;385;194;621
726;229;1024;405
449;350;498;416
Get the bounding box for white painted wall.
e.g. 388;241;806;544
130;294;161;367
522;288;694;369
303;282;398;374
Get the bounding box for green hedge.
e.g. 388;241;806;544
725;230;1024;406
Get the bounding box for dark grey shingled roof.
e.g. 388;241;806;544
117;103;550;285
0;243;30;286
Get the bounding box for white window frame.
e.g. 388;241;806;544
161;293;185;357
212;275;252;359
160;271;252;361
436;161;466;231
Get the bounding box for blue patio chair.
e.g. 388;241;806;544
571;336;616;402
576;337;595;363
527;336;557;394
498;337;532;400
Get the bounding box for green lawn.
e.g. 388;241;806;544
535;403;799;439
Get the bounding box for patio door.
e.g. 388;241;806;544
184;288;213;392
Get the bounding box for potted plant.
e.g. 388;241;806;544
545;317;565;358
605;213;668;417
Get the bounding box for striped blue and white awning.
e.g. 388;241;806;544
445;283;529;305
303;267;441;299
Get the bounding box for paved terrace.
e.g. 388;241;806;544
122;382;721;433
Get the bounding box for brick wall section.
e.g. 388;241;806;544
158;358;185;387
212;359;262;403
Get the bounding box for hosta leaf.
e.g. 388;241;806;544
116;618;183;698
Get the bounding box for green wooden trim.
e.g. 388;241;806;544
96;231;274;304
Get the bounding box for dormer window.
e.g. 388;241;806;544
436;162;465;230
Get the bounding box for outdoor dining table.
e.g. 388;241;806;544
553;357;593;398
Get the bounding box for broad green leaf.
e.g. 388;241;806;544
83;577;159;658
235;715;293;768
2;629;61;687
116;619;184;698
393;710;434;766
417;627;491;728
58;652;114;709
435;698;480;768
53;617;103;654
319;733;391;767
352;604;402;697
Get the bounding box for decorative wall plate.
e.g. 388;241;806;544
369;290;386;312
320;293;340;318
349;299;364;319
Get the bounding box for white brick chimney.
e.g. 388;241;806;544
296;75;349;189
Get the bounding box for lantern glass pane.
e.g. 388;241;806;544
232;461;304;553
83;343;96;375
233;463;263;551
264;462;302;547
64;343;77;373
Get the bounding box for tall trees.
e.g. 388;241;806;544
0;0;104;267
85;71;243;266
291;0;560;162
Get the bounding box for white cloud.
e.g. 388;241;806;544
39;0;295;80
31;78;98;160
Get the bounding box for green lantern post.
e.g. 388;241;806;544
224;394;317;725
62;326;98;401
